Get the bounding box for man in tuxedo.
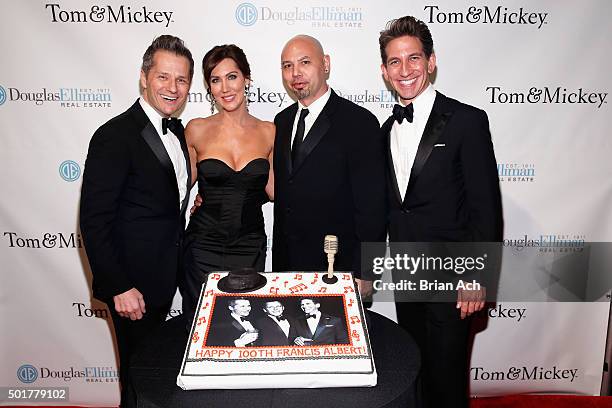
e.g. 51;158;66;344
256;300;294;346
379;16;503;408
206;298;259;347
291;297;349;345
273;35;387;295
80;35;193;407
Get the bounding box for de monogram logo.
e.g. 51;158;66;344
236;3;258;26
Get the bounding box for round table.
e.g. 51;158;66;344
131;311;420;408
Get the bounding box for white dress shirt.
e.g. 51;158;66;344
231;313;255;332
291;87;332;146
139;98;188;206
306;311;321;336
271;315;290;337
390;84;436;201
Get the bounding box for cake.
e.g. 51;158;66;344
177;271;376;389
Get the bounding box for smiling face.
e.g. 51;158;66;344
229;299;251;317
281;36;330;107
381;35;436;105
208;57;249;112
140;50;191;117
264;301;284;317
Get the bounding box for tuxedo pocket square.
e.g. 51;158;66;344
324;324;334;327
434;143;446;147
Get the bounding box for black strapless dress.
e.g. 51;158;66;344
182;158;269;325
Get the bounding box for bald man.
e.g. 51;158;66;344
272;35;386;294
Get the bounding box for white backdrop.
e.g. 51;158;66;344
1;1;611;406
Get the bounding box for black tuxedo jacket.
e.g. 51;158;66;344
255;315;295;346
290;313;349;345
206;317;255;347
273;90;387;279
80;100;191;307
383;92;503;243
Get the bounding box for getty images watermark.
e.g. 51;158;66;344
362;242;612;302
361;242;495;302
372;251;486;293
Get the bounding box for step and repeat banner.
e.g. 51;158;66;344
1;1;611;406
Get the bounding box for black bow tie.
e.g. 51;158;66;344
162;117;183;135
392;103;414;124
306;314;317;319
239;316;249;322
275;315;287;322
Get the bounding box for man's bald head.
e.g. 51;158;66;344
282;35;325;58
280;34;330;106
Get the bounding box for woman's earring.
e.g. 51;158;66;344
208;92;216;115
244;84;250;108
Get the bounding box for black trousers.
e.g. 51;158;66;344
395;302;470;408
108;301;170;408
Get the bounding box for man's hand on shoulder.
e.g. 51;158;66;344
114;288;146;320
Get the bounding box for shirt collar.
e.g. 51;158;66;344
399;84;436;122
139;97;167;136
298;86;331;117
231;312;247;322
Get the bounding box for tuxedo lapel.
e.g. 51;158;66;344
292;111;330;174
313;315;330;339
300;317;314;337
404;93;453;203
140;122;178;195
232;319;246;333
175;127;191;216
292;90;338;175
279;104;298;174
270;317;289;338
382;116;403;205
131;101;179;198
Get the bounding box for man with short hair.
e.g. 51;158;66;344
379;16;503;408
80;35;193;407
256;300;294;346
206;298;259;347
273;35;386;296
290;297;348;345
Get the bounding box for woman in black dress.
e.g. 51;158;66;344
182;44;274;325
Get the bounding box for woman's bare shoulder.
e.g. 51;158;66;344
253;117;275;142
186;116;218;141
